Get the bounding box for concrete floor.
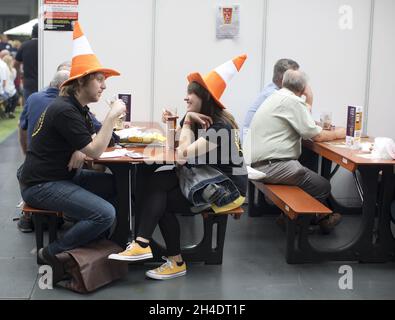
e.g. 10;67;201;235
1;132;395;300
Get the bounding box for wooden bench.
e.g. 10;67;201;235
249;181;332;263
22;202;244;266
150;206;244;265
22;204;63;264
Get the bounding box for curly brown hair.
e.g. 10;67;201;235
60;73;97;97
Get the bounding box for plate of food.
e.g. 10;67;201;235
117;128;166;147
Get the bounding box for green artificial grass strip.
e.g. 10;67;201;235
0;106;22;144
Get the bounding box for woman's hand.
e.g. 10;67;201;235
67;150;87;172
185;112;213;130
162;108;176;124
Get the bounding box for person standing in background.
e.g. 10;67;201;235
2;54;18;119
0;34;12;51
14;23;38;102
0;51;8;116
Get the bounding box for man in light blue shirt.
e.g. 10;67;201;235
242;59;299;143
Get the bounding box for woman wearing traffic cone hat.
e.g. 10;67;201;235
18;21;126;283
109;55;248;280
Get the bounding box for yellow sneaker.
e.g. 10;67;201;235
108;241;153;261
145;257;186;280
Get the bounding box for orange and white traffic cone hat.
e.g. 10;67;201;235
61;21;120;87
187;54;247;109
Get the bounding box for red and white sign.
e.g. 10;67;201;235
44;0;78;6
44;0;79;31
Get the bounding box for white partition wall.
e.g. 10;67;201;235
368;0;395;139
265;0;372;126
40;0;379;126
39;0;154;121
153;0;265;125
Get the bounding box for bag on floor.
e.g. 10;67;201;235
55;239;128;293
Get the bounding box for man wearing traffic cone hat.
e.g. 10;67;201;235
61;21;119;87
109;54;248;281
18;21;126;282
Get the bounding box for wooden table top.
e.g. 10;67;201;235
94;121;177;165
94;146;177;164
303;138;395;172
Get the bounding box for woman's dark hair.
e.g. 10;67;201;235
187;81;239;130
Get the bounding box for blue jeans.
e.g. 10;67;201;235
21;169;117;256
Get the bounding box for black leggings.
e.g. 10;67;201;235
136;169;192;256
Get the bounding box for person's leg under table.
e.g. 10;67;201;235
110;169;189;267
157;183;192;257
21;171;117;256
320;157;362;215
136;169;185;242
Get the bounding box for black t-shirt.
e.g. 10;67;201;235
15;39;38;92
19;95;94;187
181;118;247;196
0;42;12;51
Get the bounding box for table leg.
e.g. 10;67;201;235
288;165;384;263
321;157;362;215
376;166;395;259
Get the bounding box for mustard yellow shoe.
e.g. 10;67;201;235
108;240;153;261
145;257;186;280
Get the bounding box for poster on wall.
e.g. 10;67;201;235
216;5;240;39
44;0;79;31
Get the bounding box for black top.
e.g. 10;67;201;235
19;95;94;187
181;118;247;196
0;42;12;51
15;39;38;92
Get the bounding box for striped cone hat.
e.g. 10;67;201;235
187;54;247;109
61;21;120;87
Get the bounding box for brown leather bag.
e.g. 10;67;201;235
55;239;128;293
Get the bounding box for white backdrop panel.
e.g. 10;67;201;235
367;0;395;139
153;0;265;126
40;0;154;121
265;0;371;127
